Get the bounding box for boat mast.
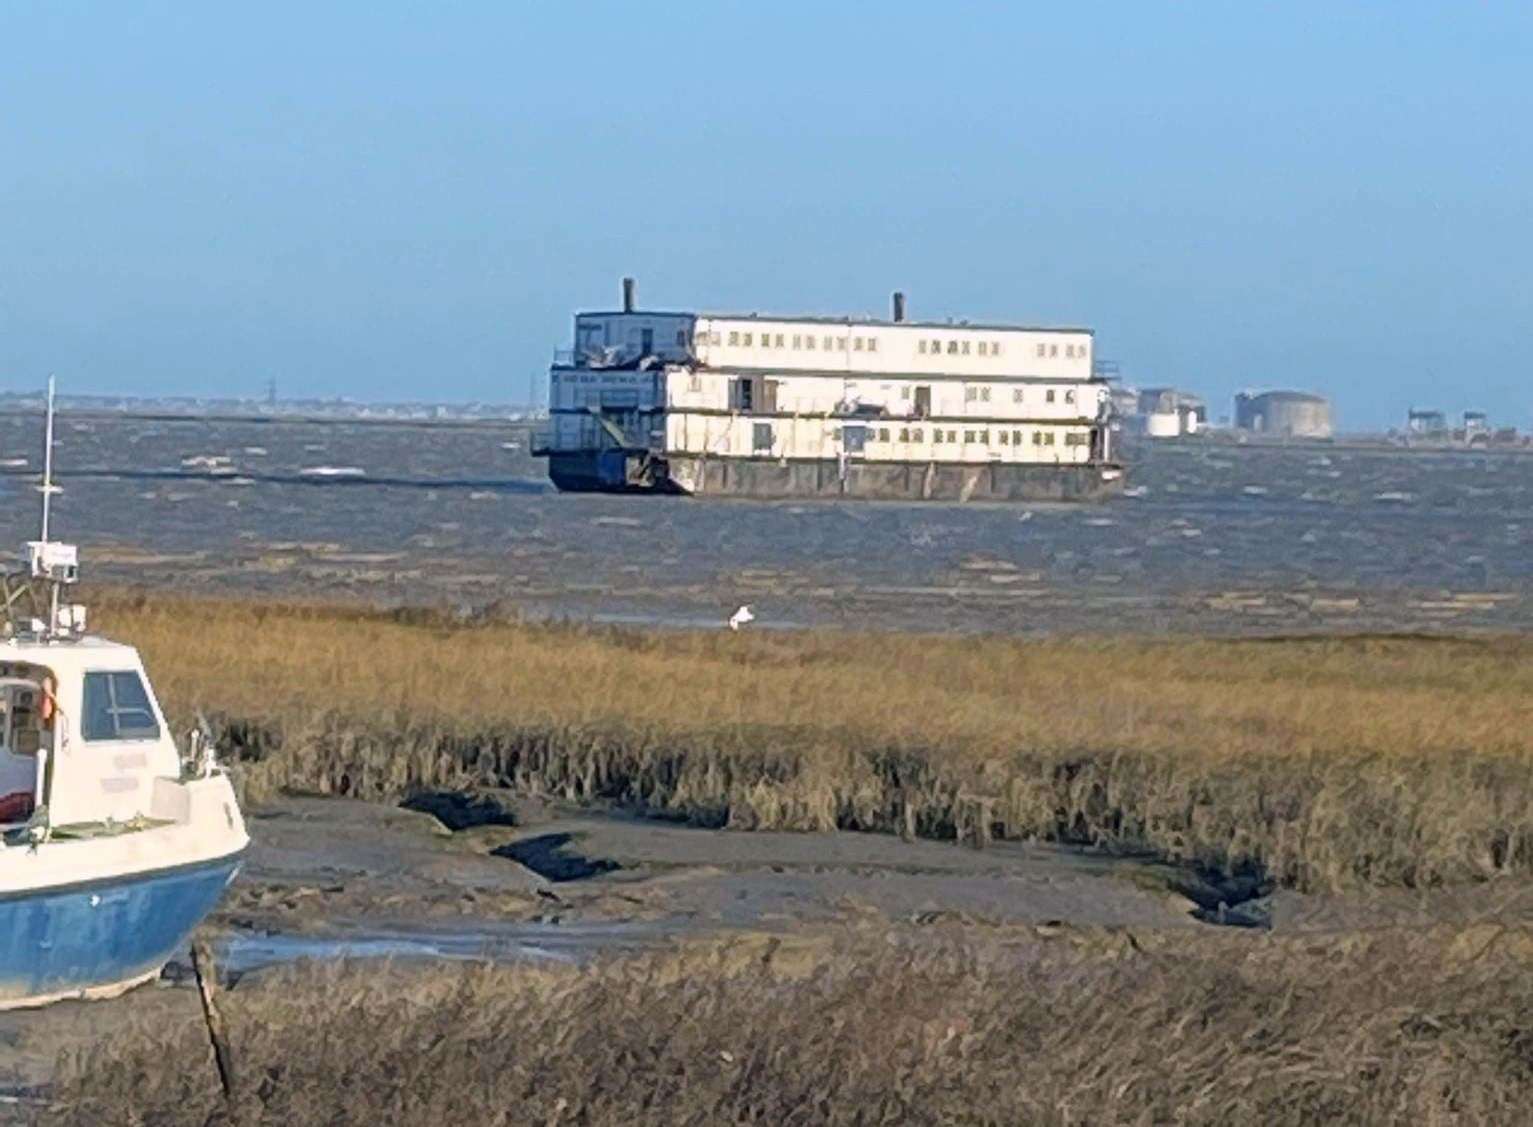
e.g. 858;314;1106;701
40;374;56;544
40;376;61;630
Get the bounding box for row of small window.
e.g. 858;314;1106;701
696;330;1087;360
711;330;880;353
918;340;1085;359
834;426;1090;447
918;339;1003;357
952;386;1077;405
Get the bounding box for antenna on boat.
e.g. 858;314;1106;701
40;374;56;543
0;376;84;641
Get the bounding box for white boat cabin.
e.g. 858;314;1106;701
0;638;181;832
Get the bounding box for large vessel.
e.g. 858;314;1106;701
0;382;247;1008
533;280;1123;501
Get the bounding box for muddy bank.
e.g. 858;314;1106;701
6;793;1532;1102
222;794;1533;938
220;795;1211;935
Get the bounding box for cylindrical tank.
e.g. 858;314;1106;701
1233;390;1332;437
1144;412;1181;438
1255;392;1332;438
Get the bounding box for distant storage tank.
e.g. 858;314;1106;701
1138;388;1182;438
1233;391;1332;438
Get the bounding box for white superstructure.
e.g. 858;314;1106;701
537;281;1121;501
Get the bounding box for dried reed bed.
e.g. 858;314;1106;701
95;592;1533;890
47;925;1533;1125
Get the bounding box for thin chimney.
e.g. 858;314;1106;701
622;276;636;313
892;291;906;323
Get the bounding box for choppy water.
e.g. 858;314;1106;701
2;412;1529;634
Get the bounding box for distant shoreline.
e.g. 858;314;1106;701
0;406;537;431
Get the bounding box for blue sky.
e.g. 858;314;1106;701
2;2;1530;428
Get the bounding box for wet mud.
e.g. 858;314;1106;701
4;794;1531;1098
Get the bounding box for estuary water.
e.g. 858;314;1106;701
2;411;1529;635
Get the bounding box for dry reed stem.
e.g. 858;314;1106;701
46;925;1533;1126
92;591;1533;891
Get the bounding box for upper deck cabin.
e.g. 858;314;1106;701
0;636;181;832
559;283;1095;384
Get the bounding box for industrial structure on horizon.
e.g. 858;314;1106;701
1404;407;1514;445
532;279;1123;501
1233;390;1334;438
1101;382;1205;439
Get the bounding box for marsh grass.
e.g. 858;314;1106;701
47;925;1533;1125
94;591;1533;890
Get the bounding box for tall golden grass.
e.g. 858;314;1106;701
48;924;1533;1125
95;592;1533;891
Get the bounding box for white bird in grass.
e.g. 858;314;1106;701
727;605;755;631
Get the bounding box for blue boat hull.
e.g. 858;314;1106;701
0;853;243;1007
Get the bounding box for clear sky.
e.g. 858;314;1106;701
2;2;1530;428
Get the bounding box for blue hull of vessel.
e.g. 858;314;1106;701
0;854;242;1004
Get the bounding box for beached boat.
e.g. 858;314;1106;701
0;383;247;1008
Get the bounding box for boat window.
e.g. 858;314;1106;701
868;338;878;352
82;671;161;742
753;423;774;453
